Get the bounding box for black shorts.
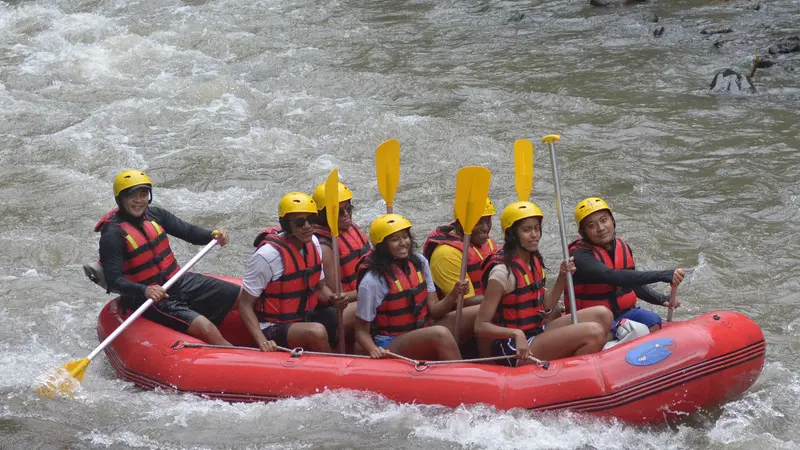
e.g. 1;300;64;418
128;273;238;333
261;307;339;349
492;329;543;368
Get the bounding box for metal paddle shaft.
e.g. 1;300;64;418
543;135;579;325
666;284;678;322
87;239;219;361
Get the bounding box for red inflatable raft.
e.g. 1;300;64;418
97;275;765;425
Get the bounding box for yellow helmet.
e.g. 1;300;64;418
500;201;544;232
574;197;612;227
453;197;497;220
483;198;497;216
278;192;318;217
311;181;354;211
113;169;152;197
369;214;412;245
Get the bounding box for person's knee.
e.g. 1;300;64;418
585;322;607;347
308;323;330;346
189;316;215;336
431;325;456;344
593;306;614;327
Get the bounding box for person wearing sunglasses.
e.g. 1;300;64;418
354;214;470;361
237;192;347;353
312;181;371;351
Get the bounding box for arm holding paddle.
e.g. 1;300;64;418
320;245;358;303
543;258;576;321
426;279;471;320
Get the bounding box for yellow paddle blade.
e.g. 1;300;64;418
35;358;89;398
325;169;340;237
454;167;492;235
541;134;561;144
514;139;533;202
375;139;400;209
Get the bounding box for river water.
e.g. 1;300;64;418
1;0;798;448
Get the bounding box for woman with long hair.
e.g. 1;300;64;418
354;214;472;361
475;201;613;367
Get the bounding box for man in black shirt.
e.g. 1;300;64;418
569;197;685;334
94;169;238;345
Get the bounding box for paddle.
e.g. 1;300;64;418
376;139;400;214
36;238;220;398
325;169;346;353
514;139;533;201
666;284;678;322
453;166;492;343
542;134;579;325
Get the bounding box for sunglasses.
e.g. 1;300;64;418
291;215;317;228
339;203;354;217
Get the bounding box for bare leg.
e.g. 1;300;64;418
287;322;332;352
386;325;461;361
343;302;357;352
432;305;480;345
546;306;613;336
187;316;232;346
526;321;606;362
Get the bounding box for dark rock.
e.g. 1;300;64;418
653;26;665;37
701;27;733;35
713;40;732;48
767;36;800;55
709;69;756;93
590;0;610;7
746;2;761;10
507;12;526;22
754;57;775;69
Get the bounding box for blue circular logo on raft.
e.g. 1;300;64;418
625;338;674;366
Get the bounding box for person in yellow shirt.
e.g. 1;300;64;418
423;199;497;357
423;198;497;305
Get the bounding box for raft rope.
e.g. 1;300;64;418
174;341;550;369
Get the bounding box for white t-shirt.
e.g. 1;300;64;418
241;233;324;329
355;254;436;322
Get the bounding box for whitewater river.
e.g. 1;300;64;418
1;0;798;448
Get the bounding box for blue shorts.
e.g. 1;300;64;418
612;307;662;334
374;334;396;349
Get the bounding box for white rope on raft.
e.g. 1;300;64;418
174;341;550;369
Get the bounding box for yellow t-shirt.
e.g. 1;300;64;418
430;244;476;299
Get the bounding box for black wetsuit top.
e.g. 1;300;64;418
98;206;214;301
571;243;674;306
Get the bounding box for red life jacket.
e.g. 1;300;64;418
94;208;180;286
255;231;322;323
314;224;371;292
358;258;429;337
568;237;637;317
422;223;496;295
481;251;546;334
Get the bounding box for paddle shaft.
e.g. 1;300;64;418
453;233;470;344
331;238;346;353
666;284;678;322
86;239;219;361
546;140;579;325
